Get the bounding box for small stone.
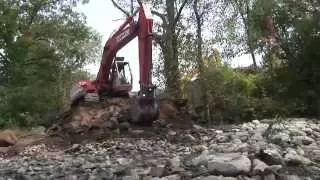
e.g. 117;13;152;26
117;158;132;166
303;128;313;135
17;167;26;174
270;131;291;146
216;135;229;143
263;174;276;180
192;176;237;180
193;124;205;130
191;150;210;166
33;166;42;171
131;130;144;134
311;150;320;162
215;130;223;134
231;128;240;132
278;175;300;180
65;175;78;180
232;138;242;144
65;144;81;153
185;134;196;141
235;132;249;142
162;174;180;180
259;148;283;165
122;176;139;180
153;119;167;127
170;156;181;168
31;126;46;135
149;166;166;177
168;130;177;136
265;165;283;173
119;122;130;131
252;120;260;125
83;162;96;169
289;129;307;136
201;136;210;141
252;159;269;174
106;117;118;129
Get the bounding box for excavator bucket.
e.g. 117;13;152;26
130;86;159;125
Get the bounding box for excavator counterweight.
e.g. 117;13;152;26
70;1;159;125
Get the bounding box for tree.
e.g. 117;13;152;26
0;0;101;126
192;0;214;121
110;0;189;98
228;0;258;68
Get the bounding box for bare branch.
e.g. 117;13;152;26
174;0;188;26
111;0;130;17
153;33;164;45
137;0;142;6
151;10;168;27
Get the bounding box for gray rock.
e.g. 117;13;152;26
168;130;177;136
270;131;291;146
31;126;46;135
259;148;283;165
215;130;223;134
119;122;131;131
263;174;276;180
216;135;229;143
251;133;264;142
235;132;249;142
252;120;260;125
106;117;119;129
201;136;210;141
311;149;320;162
161;174;181;180
122;176;140;180
131;130;144;134
265;165;283;173
170;156;181;169
241;122;255;131
192;176;237;180
278;175;301;180
191;150;211;166
117;158;132;166
289;129;307;136
193;124;205;131
284;148;312;165
153;119;167;128
252;159;269;174
207;153;251;176
149;166;166;177
292;136;315;145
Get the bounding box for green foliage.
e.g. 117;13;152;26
0;0;101;128
189;64;256;124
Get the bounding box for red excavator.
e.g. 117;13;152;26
70;1;159;125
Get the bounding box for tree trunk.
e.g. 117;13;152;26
245;4;257;68
162;0;181;98
193;0;209;122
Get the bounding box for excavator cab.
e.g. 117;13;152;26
110;57;133;94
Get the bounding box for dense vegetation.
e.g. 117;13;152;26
0;0;319;127
0;0;101;127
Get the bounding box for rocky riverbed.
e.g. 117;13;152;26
0;118;319;180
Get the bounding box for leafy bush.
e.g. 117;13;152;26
185;63;293;124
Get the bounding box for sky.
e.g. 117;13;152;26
76;0;260;91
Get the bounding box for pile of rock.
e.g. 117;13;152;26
0;118;319;179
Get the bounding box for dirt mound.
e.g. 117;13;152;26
45;97;194;145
